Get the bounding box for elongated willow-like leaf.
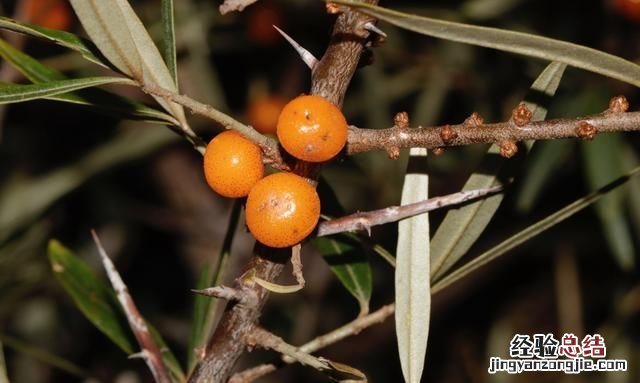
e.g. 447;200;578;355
316;179;373;315
0;76;135;104
582;134;636;270
161;0;178;85
315;235;372;315
188;200;241;371
430;62;566;280
69;0;186;124
432;166;640;294
0;17;108;68
0;38;177;124
331;1;640;88
48;240;135;353
396;148;430;383
48;241;185;381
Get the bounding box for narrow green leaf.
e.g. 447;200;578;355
187;200;241;371
515;139;573;212
148;326;185;383
48;241;185;381
0;38;175;123
0;17;108;68
0;334;86;378
0;76;134;104
161;0;178;85
396;148;430;383
47;240;135;353
316;179;373;315
68;0;186;123
430;62;566;280
0;338;8;383
331;1;640;87
433;166;640;294
314;235;372;315
582;135;636;270
0;38;63;82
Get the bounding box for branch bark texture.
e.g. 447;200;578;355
187;3;378;382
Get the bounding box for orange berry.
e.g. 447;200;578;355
276;95;348;162
23;0;72;31
245;172;320;248
203;131;264;198
246;95;287;135
614;0;640;21
247;3;282;46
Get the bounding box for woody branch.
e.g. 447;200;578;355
185;2;380;382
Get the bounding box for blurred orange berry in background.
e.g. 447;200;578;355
247;95;288;135
245;172;321;248
246;2;283;46
203;131;264;198
23;0;72;31
613;0;640;21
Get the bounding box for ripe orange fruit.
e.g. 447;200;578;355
203;131;264;198
23;0;72;31
614;0;640;21
246;95;287;135
247;3;282;46
276;95;348;162
245;172;320;248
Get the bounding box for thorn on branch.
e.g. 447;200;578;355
499;141;518;158
512;102;532;127
439;125;458;145
608;95;629;114
362;22;387;38
464;112;484;127
192;286;260;308
273;25;319;70
576;121;597;140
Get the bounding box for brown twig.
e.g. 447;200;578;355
141;83;287;170
230;304;395;383
347;101;639;154
186;3;379;382
90;230;172;383
317;185;504;237
243;326;366;381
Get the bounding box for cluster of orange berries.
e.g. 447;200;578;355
203;95;348;248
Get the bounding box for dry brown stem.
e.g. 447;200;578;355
186;3;379;382
347;106;640;155
90;230;172;383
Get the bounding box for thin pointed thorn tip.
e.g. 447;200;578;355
363;22;387;37
272;25;319;70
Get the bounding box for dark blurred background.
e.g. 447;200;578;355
0;0;639;382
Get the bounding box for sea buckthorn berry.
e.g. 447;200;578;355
203;131;264;198
246;95;287;135
276;95;348;162
614;0;640;22
23;0;72;30
245;172;320;248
